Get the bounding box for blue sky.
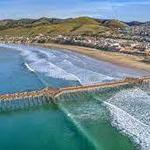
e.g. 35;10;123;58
0;0;150;21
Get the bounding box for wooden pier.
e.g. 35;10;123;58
0;76;149;101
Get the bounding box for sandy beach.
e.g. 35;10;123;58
37;43;150;73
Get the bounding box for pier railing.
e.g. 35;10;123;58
0;76;149;101
0;76;149;111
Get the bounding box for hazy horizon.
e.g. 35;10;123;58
0;0;150;22
0;16;150;23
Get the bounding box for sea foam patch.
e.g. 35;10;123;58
0;44;147;85
1;44;115;84
104;88;150;150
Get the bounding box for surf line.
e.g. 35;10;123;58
24;63;35;72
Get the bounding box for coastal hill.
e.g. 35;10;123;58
0;17;149;59
0;17;128;37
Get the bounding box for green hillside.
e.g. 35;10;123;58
102;19;128;29
0;17;128;37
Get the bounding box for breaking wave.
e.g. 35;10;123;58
103;88;150;150
24;63;35;72
0;44;148;85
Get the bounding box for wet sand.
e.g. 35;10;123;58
38;43;150;73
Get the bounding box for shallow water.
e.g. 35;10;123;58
0;45;79;94
0;47;44;94
0;43;148;92
102;88;150;150
56;93;136;150
0;96;137;150
0;44;149;150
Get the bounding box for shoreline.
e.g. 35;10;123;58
36;43;150;73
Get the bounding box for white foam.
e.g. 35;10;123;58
24;63;35;72
104;101;150;150
0;44;148;85
107;89;150;125
2;44;115;84
102;88;150;150
3;44;80;81
29;59;79;81
56;59;114;85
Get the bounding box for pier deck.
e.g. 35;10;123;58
0;76;149;101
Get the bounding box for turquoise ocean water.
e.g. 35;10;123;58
0;44;149;150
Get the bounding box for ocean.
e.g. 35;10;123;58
0;44;149;150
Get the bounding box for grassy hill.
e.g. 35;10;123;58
0;17;128;37
101;19;128;29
